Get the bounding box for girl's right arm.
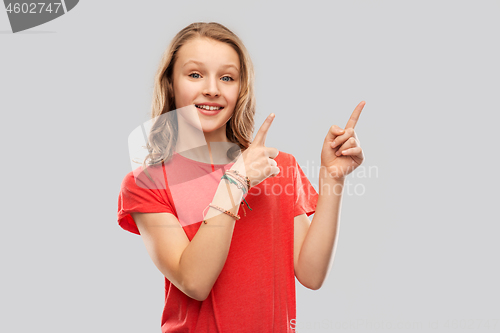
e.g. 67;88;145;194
131;114;279;301
131;172;244;302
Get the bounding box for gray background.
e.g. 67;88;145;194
1;0;498;332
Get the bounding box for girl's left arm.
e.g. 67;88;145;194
294;101;365;290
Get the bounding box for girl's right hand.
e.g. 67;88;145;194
231;113;280;188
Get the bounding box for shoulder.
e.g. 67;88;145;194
275;150;297;166
274;150;301;181
120;170;135;188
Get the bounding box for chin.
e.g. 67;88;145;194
200;124;224;134
199;120;228;137
200;117;230;130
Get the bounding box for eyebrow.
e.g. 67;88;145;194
182;60;240;72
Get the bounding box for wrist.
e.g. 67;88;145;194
319;166;346;183
229;154;247;177
224;170;250;192
318;172;345;196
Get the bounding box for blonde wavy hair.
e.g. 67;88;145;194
142;22;256;171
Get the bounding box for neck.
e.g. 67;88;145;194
203;126;229;144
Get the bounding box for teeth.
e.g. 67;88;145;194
196;105;222;111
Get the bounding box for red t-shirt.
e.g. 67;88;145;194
117;150;318;332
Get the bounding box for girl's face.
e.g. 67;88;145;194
172;37;240;141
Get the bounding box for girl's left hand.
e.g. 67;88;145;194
320;101;365;180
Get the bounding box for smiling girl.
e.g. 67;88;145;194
118;22;365;333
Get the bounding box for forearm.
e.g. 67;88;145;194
297;170;345;290
179;165;245;300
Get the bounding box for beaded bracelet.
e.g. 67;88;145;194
202;204;239;224
221;173;253;215
201;170;253;224
222;173;247;193
225;169;250;191
209;203;240;220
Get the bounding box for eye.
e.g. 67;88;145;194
189;73;201;79
221;76;234;82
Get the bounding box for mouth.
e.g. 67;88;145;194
195;104;224;111
195;104;224;116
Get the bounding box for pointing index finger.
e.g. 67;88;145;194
345;101;365;129
253;113;275;146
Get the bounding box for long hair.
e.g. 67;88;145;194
142;22;256;171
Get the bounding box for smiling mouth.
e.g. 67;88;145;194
195;104;224;111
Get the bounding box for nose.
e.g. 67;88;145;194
202;76;220;97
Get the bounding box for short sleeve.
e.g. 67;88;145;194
293;156;319;217
117;170;175;235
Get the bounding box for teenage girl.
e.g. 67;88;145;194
118;22;365;333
